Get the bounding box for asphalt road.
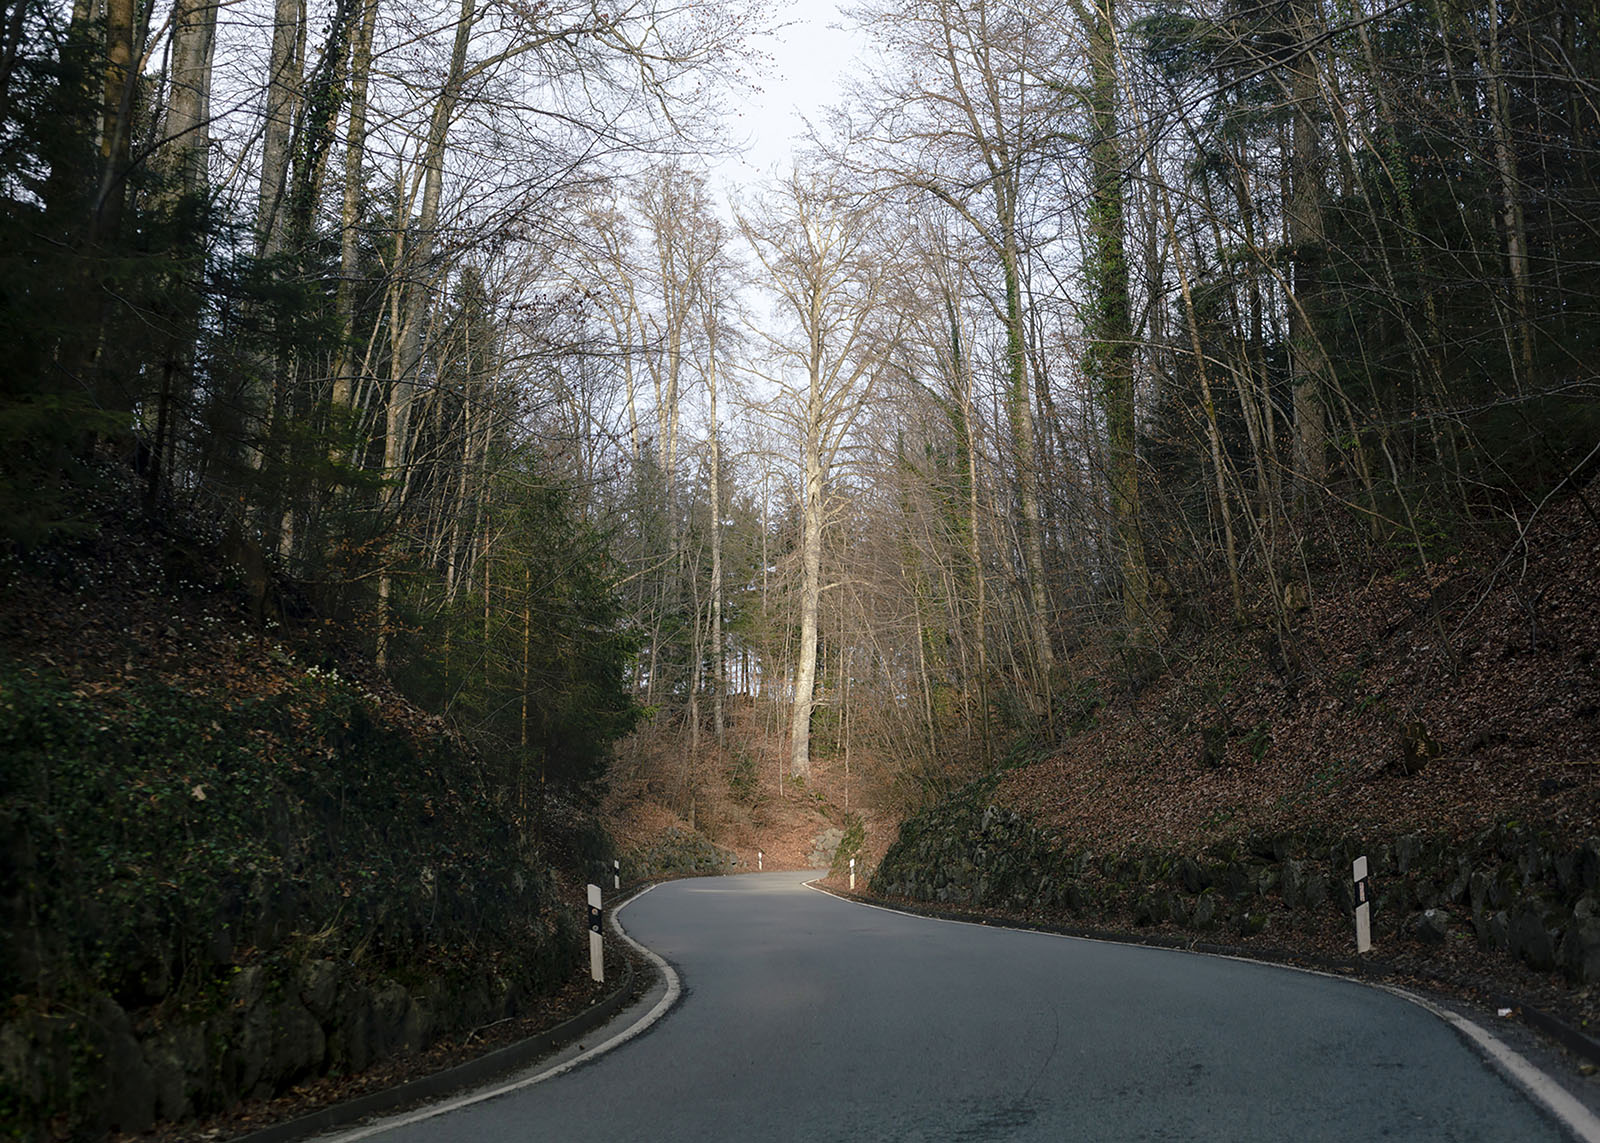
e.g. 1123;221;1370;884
335;871;1580;1141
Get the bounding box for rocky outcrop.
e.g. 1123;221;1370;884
810;828;845;870
871;784;1600;987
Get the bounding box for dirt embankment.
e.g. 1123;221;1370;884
603;714;891;880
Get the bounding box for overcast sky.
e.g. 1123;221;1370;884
711;3;862;196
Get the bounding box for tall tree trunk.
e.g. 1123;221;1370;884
706;312;726;747
144;0;216;502
245;0;303;508
739;175;879;786
256;0;302;257
945;287;990;753
89;0;132;250
67;0;137;419
1156;180;1242;622
687;564;703;790
1481;0;1535;382
1078;0;1149;640
1287;4;1329;505
330;0;377;417
161;0;216;194
788;417;824;782
390;0;474;501
1000;220;1054;703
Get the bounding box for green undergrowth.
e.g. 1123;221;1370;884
830;815;866;878
0;657;575;1018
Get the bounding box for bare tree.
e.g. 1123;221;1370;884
839;0;1070;707
159;0;217;195
739;168;891;782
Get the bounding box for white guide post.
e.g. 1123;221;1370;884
587;883;604;983
758;850;764;872
1353;856;1372;954
849;857;856;892
613;859;620;891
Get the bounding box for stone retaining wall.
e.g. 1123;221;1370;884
0;921;580;1138
871;793;1600;985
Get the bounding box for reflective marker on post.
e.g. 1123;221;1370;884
1353;856;1372;954
587;883;604;983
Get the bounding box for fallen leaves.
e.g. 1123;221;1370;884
1000;486;1600;860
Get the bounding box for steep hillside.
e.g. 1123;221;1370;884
602;704;878;881
865;488;1600;1037
1004;494;1598;852
0;476;616;1140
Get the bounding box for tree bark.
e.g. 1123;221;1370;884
1000;221;1055;698
789;409;824;782
704;293;726;747
1481;0;1535;382
1076;0;1149;640
256;0;303;256
161;0;216;194
90;0;133;249
330;0;377;414
1287;4;1329;504
390;0;475;505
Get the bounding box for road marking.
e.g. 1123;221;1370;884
1379;985;1600;1143
316;884;681;1142
805;880;1600;1142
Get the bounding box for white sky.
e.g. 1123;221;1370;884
712;2;862;196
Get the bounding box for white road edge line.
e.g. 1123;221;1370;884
317;883;682;1142
805;880;1600;1143
1378;984;1600;1143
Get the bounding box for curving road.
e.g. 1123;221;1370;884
326;871;1587;1142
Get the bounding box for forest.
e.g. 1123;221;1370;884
1;0;1598;1131
2;0;1596;805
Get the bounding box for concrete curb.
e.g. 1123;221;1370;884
229;923;643;1143
812;881;1600;1069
